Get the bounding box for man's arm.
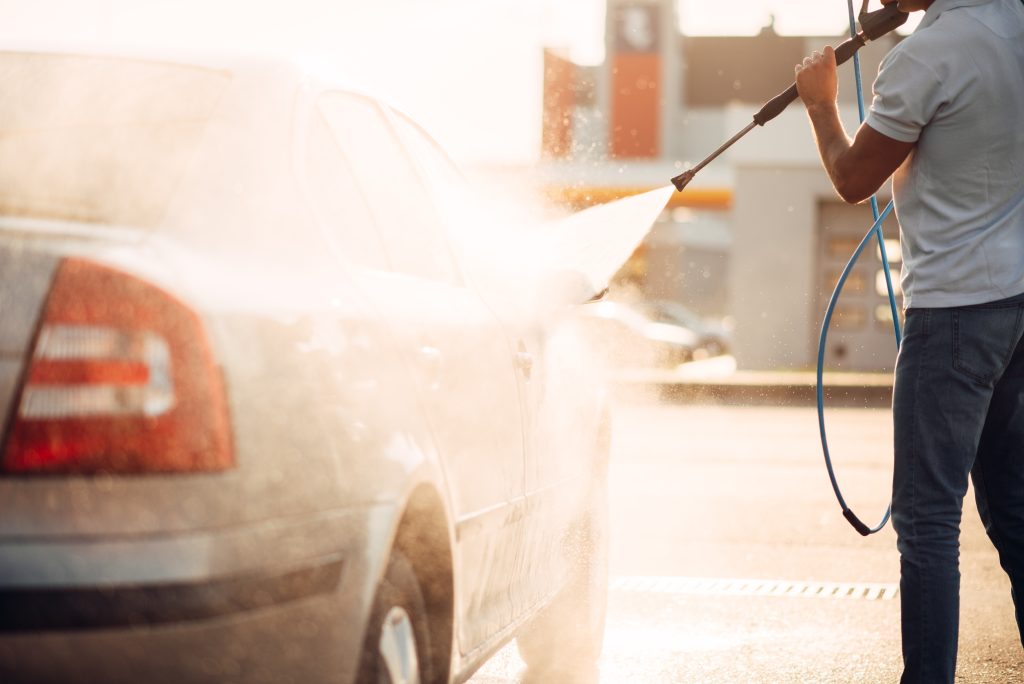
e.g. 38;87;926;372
795;45;915;204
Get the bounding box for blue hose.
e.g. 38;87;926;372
815;0;903;536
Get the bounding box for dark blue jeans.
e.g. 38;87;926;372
893;291;1024;683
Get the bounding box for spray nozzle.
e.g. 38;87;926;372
671;170;695;193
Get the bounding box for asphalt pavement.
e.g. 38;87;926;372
470;395;1023;683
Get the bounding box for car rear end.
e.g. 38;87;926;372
0;247;370;683
0;50;401;684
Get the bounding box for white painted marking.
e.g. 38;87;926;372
611;576;899;601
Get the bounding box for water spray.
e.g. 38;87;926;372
670;0;908;192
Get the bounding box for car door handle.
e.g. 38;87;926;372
419;345;442;390
515;350;533;380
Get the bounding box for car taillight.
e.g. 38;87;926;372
2;258;233;474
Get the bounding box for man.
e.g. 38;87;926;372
794;0;1024;681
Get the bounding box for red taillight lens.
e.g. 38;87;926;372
2;258;233;474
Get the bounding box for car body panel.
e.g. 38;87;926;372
0;502;398;684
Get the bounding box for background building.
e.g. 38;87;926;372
541;0;903;372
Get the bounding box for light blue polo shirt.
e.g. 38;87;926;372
865;0;1024;308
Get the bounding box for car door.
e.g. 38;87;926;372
312;92;529;650
386;111;599;614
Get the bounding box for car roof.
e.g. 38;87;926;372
0;41;381;100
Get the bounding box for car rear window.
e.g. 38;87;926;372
0;52;229;228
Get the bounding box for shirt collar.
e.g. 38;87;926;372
918;0;993;30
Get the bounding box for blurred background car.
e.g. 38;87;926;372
571;300;699;370
0;48;647;684
632;299;733;358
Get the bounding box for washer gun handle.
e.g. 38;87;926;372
752;3;909;126
671;2;908;192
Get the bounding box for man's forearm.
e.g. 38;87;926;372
797;45;915;203
805;102;859;202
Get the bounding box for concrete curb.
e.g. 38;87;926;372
610;368;894;408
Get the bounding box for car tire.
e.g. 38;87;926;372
516;474;609;675
357;549;435;684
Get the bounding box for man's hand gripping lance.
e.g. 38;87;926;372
670;0;908;192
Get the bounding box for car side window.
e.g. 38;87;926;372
317;92;460;285
304;110;390;270
387;110;471;225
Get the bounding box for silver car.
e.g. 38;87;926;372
572;300;700;369
0;49;623;683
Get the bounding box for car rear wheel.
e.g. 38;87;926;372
516;475;609;675
358;549;435;684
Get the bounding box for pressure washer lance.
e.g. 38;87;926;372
670;1;909;192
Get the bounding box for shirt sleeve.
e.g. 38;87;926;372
865;43;947;143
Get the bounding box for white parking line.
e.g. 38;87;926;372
611;576;899;601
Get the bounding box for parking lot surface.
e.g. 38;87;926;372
470;399;1022;683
